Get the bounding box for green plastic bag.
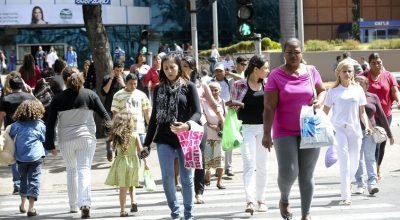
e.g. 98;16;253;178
143;169;157;192
222;109;243;151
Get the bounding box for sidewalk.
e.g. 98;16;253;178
1;137;399;196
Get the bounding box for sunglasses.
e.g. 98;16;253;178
240;63;248;66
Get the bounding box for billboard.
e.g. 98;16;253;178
0;4;150;26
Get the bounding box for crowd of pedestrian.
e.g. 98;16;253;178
0;38;398;220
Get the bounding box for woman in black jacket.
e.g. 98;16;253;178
141;54;201;220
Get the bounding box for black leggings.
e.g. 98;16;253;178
375;115;392;166
194;129;207;195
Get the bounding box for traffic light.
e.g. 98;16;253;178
237;0;254;39
139;29;149;54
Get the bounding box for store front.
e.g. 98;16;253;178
360;20;400;43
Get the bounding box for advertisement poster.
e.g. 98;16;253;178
0;4;150;26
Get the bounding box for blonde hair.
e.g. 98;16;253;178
13;100;45;121
3;71;22;96
332;59;357;88
208;81;221;90
108;113;134;153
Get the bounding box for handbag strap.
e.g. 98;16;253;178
306;65;317;99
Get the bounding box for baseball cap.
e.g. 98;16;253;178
214;62;225;71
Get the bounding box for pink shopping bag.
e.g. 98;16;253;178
176;121;204;169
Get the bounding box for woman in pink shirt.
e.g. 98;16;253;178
360;52;400;180
263;38;326;220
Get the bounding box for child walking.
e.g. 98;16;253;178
105;112;142;217
9;100;54;216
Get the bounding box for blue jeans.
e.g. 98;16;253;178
11;163;20;191
355;131;377;189
17;159;42;200
157;143;194;220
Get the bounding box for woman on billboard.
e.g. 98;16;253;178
31;6;48;25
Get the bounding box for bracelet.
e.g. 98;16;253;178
185;122;191;131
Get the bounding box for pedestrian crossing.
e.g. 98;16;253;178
1;179;399;220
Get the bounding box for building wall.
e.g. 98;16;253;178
304;0;400;40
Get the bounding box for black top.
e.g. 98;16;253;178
144;82;201;149
238;83;264;124
84;63;97;91
45;88;111;149
0;92;36;127
101;75;124;112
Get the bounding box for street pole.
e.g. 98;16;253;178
254;33;262;55
190;0;199;71
297;0;304;47
212;0;218;48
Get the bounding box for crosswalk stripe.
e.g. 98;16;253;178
0;179;397;220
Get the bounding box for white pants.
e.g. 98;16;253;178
240;124;269;203
334;126;362;200
59;137;96;210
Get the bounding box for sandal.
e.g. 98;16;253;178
19;204;26;213
216;184;226;189
120;211;129;217
279;201;293;220
27;209;38;217
301;215;311;220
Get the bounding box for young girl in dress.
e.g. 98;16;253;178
9;100;55;217
105;112;142;217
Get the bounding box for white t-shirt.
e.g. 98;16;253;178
210;48;220;59
324;84;366;136
46;52;58;68
111;89;151;134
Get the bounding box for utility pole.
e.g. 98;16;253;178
297;0;304;47
254;33;262;55
212;0;219;48
189;0;199;71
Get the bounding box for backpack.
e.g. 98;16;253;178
33;78;54;108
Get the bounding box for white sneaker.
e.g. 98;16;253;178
355;186;364;194
369;186;379;195
339;200;352;206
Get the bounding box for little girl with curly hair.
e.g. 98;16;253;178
105;112;143;217
9;99;55;217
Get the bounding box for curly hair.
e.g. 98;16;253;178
13;100;45;121
108;113;134;153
